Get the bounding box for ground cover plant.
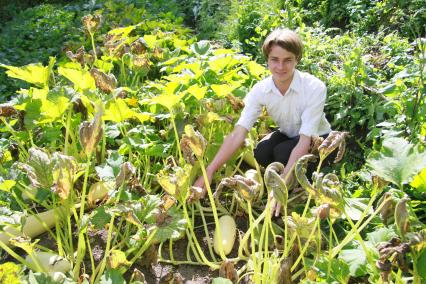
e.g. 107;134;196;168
0;0;425;283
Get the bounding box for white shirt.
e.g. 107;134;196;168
236;70;331;137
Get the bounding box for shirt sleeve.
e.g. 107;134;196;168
299;82;327;137
236;86;263;131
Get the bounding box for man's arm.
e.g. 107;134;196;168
194;125;248;188
281;134;311;179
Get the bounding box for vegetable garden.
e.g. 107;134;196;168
0;0;425;283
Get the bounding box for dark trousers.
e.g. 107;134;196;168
253;131;330;168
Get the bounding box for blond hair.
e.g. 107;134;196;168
262;29;303;61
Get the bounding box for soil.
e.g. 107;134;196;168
3;213;251;284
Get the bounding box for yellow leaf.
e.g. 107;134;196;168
186;85;208;100
0;63;49;88
151;93;184;111
58;66;96;92
411;167;426;193
39;96;70;123
108;25;136;37
144;34;157;49
108;250;131;269
208;56;239;73
0;180;16;192
247;61;267;79
103;98;134;123
211;84;236;97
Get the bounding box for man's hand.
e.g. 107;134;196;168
270;167;294;217
270;191;282;217
193;167;214;189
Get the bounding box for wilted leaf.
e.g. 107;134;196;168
156;165;192;200
264;162;288;204
82;14;101;34
79;106;103;155
21;148;54;188
51;153;77;200
0;104;18;117
108;250;131;270
90;68;117;94
395;197;410;237
115;162;135;188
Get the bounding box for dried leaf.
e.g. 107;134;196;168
188;186;206;202
277;257;292;284
219;260;238;283
318;131;349;162
0;104;18;117
264;162;288;204
294;155;317;196
131;37;148;54
115;162;135;188
66;46;86;66
108;250;131;270
51;153;77;200
82;14;101;34
181;125;206;159
90;68;117;94
395;197;410;237
309;136;324;156
79;106;103;155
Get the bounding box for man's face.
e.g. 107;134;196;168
267;45;297;85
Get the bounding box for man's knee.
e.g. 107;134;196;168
253;144;271;167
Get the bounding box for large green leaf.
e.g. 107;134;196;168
0;62;50;88
154;206;187;243
103;99;150;123
417;248;426;279
58;64;96;92
312;257;350;283
39;96;70;123
150;93;184;112
367;137;426;187
339;246;368;277
366;227;397;246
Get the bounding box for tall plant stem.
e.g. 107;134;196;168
198;158;226;261
170;114;183;163
78;153;92;223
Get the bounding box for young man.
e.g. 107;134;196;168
194;29;331;216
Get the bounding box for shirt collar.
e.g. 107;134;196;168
264;70;302;95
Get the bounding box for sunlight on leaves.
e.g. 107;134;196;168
367;137;426;187
58;65;96;92
0;62;51;88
